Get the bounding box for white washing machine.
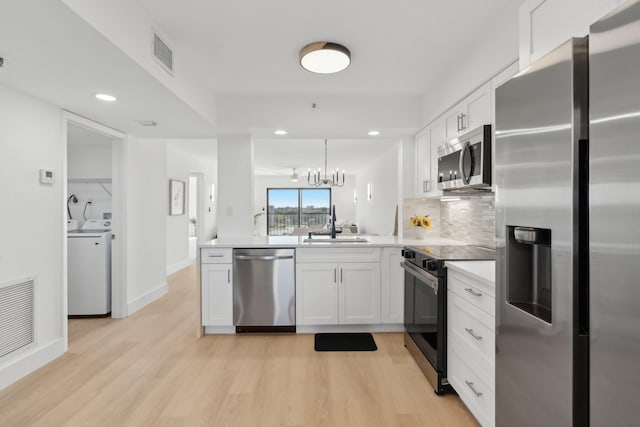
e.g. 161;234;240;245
67;219;112;316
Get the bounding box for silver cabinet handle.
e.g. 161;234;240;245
456;114;461;132
465;380;483;397
208;254;225;258
465;328;482;341
227;269;230;284
460;113;466;131
340;268;343;283
234;255;294;261
464;287;482;297
334;268;337;283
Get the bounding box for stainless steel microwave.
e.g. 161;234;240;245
437;125;491;191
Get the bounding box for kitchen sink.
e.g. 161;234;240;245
303;237;369;243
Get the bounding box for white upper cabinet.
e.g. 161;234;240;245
466;82;492;132
415;128;431;197
519;0;624;70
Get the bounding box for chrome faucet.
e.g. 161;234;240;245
331;205;337;239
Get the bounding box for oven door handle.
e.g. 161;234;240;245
401;261;439;293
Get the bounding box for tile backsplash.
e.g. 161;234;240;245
403;194;495;248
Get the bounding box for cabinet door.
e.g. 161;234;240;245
339;262;381;324
429;121;445;197
415;128;430;197
296;263;338;325
465;82;492;131
381;248;404;323
444;104;466;140
201;263;233;326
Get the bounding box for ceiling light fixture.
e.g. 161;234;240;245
95;93;117;102
274;129;288;135
291;168;299;183
308;139;345;187
368;130;381;136
299;42;351;74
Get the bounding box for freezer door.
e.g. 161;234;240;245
68;235;111;315
590;2;640;425
494;38;588;427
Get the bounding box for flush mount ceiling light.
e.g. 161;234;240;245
274;129;288;135
308;139;345;187
290;168;299;182
299;42;351;74
368;130;381;136
95;93;117;102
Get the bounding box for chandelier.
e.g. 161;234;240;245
308;139;345;187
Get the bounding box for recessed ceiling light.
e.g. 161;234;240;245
274;129;288;135
95;93;117;102
368;130;381;136
300;42;351;74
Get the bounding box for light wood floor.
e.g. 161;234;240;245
0;264;478;427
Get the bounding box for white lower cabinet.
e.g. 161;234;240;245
296;262;339;325
447;264;495;427
380;247;404;323
201;263;233;326
296;248;381;326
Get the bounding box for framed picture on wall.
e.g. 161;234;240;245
169;179;186;215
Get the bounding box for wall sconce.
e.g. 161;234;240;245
367;183;372;201
353;188;358;203
210;183;215;202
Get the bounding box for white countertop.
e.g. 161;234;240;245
445;261;496;286
200;235;469;248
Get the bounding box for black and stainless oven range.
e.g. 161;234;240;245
401;245;495;394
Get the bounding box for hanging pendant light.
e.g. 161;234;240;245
290;168;299;182
308;140;345;187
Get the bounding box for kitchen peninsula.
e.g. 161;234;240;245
198;235;466;336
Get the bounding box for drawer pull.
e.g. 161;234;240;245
465;328;483;341
464;287;482;297
208;254;225;258
465;380;483;397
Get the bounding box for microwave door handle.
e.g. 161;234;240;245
460;142;473;185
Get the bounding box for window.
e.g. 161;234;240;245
267;188;331;235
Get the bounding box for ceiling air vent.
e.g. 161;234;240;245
152;32;174;75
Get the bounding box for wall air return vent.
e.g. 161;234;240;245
152;32;174;75
0;277;35;360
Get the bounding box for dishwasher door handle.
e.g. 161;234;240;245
234;255;294;261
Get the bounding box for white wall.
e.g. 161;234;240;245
355;143;400;236
0;84;65;389
421;2;520;126
124;138;169;314
253;175;357;236
67;144;112;226
217;135;254;238
165;140;217;274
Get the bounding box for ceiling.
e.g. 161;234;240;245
253;138;397;175
67;123;115;147
137;0;515;95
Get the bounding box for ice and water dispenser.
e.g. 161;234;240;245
506;226;552;323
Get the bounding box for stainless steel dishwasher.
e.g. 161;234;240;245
232;248;295;332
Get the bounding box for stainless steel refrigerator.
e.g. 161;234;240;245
495;1;640;426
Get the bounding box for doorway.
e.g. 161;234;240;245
63;112;127;347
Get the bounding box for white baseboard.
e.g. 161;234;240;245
296;324;404;334
127;282;168;315
166;258;192;276
0;338;65;391
204;326;236;334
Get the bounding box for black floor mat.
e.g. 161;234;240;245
314;333;378;352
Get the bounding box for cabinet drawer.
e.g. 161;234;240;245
448;345;495;427
296;247;381;263
201;248;232;264
447;268;494;315
448;291;495;368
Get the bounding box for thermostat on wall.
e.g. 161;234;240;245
39;169;55;184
